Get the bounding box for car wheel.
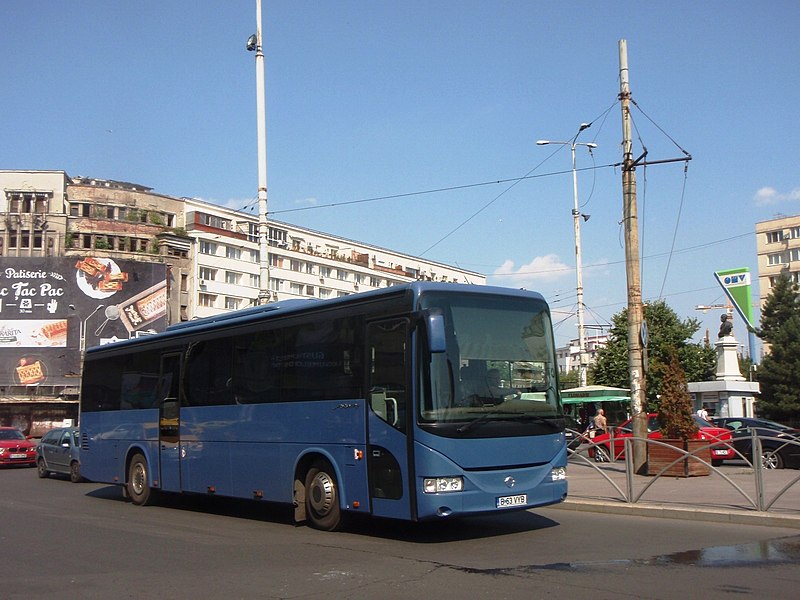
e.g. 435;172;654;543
69;461;83;483
127;453;153;505
594;446;611;463
762;449;784;470
36;458;49;479
304;460;343;531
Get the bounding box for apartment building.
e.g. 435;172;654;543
184;197;484;318
755;214;800;306
555;334;608;375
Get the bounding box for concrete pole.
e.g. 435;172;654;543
254;0;271;304
619;39;648;473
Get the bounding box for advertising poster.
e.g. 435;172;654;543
0;257;167;388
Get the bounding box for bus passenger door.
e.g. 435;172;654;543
158;352;182;492
367;319;412;520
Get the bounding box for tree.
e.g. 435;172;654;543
657;350;699;440
759;274;799;344
757;275;800;420
590;300;715;406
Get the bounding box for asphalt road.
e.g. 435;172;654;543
2;466;799;599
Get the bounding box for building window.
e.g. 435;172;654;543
226;246;241;260
289;283;303;295
337;269;348;281
766;230;785;244
768;253;785;266
319;288;332;299
268;278;283;292
268;227;288;248
200;267;215;281
200;241;217;255
225;297;241;310
199;293;217;307
249;274;259;287
370;277;381;287
791;248;800;262
225;271;241;285
320;266;332;278
269;254;283;268
290;260;302;272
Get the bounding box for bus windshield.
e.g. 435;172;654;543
418;292;562;435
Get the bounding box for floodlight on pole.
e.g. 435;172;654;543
537;127;597;387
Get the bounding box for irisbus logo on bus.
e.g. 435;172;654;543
335;402;359;410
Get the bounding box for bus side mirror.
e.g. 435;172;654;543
425;311;446;353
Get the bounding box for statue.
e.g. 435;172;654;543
718;314;733;338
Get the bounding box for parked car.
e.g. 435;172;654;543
588;414;734;466
0;427;37;467
36;427;83;482
711;417;800;470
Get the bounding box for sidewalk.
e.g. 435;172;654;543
550;457;800;529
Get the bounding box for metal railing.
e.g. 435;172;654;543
566;428;800;513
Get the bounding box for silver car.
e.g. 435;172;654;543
36;427;83;483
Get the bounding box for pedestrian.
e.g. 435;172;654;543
697;405;710;421
593;408;607;434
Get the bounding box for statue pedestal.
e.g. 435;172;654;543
715;335;744;381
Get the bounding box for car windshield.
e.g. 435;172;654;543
417;292;562;436
71;431;80;445
0;429;25;441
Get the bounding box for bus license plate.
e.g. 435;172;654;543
496;494;527;508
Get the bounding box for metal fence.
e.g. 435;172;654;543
566;429;800;513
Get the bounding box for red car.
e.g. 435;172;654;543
0;427;37;467
588;414;734;466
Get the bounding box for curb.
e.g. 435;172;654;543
549;498;800;530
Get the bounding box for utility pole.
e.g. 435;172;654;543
619;39;648;473
249;0;271;304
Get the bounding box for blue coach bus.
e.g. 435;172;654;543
79;282;567;530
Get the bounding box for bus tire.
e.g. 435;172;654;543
127;453;153;506
304;460;342;531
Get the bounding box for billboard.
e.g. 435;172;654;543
714;267;755;331
0;257;167;388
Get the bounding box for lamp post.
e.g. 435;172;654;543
537;125;597;387
247;0;271;304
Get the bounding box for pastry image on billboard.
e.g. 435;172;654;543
118;281;168;333
75;256;129;298
15;357;46;385
39;319;68;345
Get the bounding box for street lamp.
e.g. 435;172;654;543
537;124;597;387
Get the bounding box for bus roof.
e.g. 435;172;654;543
84;282;547;356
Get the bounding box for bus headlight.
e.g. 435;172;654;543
551;467;567;481
423;477;464;493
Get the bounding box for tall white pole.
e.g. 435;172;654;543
254;0;271;304
571;141;587;387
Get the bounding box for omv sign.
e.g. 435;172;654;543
723;272;750;287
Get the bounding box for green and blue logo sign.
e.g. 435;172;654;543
714;267;754;331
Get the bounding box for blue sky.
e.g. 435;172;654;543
3;1;799;352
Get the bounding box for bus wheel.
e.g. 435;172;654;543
305;461;342;531
127;453;153;505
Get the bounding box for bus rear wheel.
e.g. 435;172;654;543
127;453;153;505
305;461;342;531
